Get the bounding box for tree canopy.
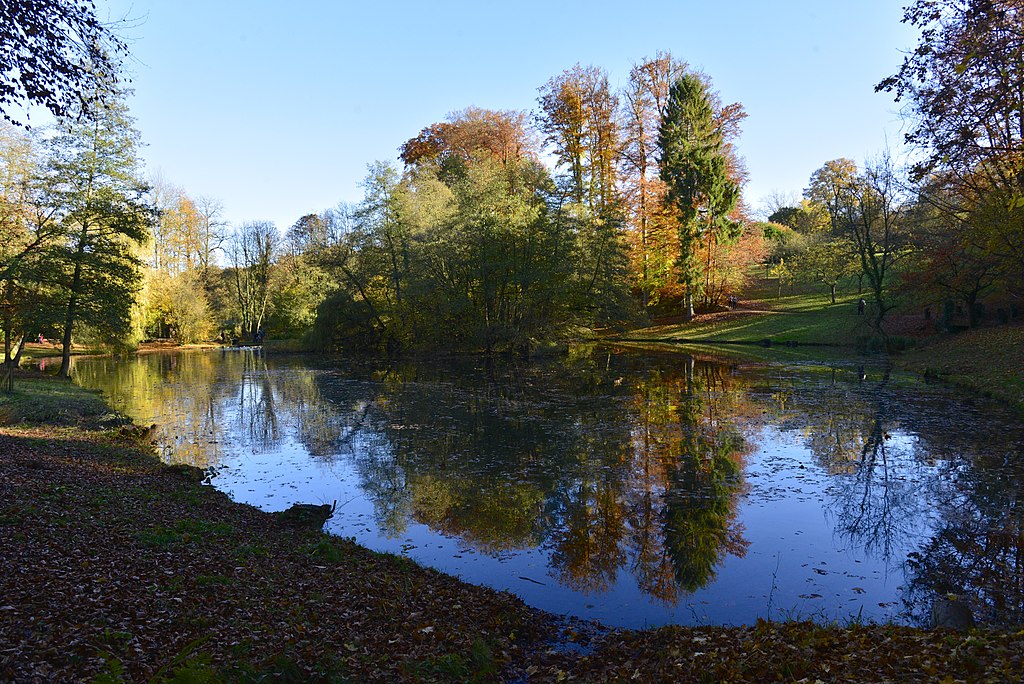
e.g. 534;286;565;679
0;0;126;126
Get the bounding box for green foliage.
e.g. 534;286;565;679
32;81;155;373
770;200;829;234
658;74;740;317
763;223;808;265
404;639;498;683
793;235;858;302
305;538;346;564
312;144;625;353
135;518;235;548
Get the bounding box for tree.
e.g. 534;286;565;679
146;269;214;343
228;221;279;340
839;158;910;334
658;74;741;319
805;158;859;235
400;107;536;174
768;199;829;235
149;177;204;276
538;64;621;212
195;195;228;275
620;52;690;308
906;176;1002;326
878;0;1024;184
538;65;629;320
0;0;126;126
878;0;1024;290
41;82;153;376
0;122;46;363
796;235;858;303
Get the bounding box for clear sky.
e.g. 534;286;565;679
99;0;918;230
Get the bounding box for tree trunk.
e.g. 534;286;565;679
12;334;26;366
830;283;837;304
966;293;979;328
58;254;85;378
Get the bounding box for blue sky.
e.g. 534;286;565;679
101;0;917;229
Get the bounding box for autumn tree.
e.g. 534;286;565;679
658;74;741;319
878;0;1024;292
400;107;536;175
228;220;279;340
538;65;629;319
805;158;859;235
906;176;1002;326
142;175;223;342
620;53;690;308
803;159;867;294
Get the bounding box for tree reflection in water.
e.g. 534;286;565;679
68;347;1024;626
902;417;1024;627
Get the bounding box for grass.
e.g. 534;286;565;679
896;322;1024;410
623;290;868;346
0;374;119;426
618;275;1024;411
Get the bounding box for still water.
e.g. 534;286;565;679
68;346;1024;629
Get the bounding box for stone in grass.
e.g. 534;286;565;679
275;501;337;530
931;594;975;631
163;463;207;483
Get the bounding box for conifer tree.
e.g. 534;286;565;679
658;75;739;319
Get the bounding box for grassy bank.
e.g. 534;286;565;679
618;285;1024;411
895;322;1024;410
622;291;868;347
2;373;1023;682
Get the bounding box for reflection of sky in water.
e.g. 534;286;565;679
69;349;1024;630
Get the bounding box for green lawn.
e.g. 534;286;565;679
623;291;869;346
0;374;118;426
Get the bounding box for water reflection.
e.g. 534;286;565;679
69;346;1024;628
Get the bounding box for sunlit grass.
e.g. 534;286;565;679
0;375;116;426
626;291;867;346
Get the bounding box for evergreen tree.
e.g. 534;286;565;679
658;75;739;319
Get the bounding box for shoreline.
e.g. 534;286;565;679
2;373;1023;681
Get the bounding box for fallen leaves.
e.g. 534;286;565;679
1;375;1023;682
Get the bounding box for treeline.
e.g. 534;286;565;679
4;0;1023;359
284;54;758;353
3;50;760;358
762;0;1024;338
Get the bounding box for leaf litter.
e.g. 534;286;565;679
1;385;1023;682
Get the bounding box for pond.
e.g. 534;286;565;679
67;346;1024;630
